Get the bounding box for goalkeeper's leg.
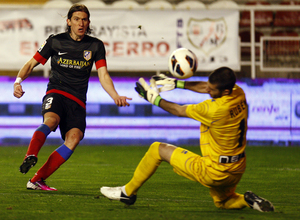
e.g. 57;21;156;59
210;180;249;210
125;142;175;196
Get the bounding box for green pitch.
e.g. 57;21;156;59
1;145;299;220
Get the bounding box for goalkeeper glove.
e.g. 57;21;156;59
151;74;185;92
135;78;162;106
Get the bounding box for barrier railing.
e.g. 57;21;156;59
260;36;300;72
238;5;300;78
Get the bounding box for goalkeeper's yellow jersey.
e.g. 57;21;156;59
186;85;247;173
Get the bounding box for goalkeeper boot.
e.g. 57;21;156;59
27;179;57;191
19;155;38;174
100;186;136;205
244;191;274;212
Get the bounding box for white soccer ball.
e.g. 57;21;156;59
168;48;198;79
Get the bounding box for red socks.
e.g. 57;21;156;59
25;124;51;158
31;144;73;182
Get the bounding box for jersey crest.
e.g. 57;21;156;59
83;50;92;61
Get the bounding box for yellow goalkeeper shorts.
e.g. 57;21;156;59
170;147;243;200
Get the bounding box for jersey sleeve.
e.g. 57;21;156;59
33;35;54;65
94;40;107;69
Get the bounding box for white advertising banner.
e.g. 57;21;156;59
0;9;240;72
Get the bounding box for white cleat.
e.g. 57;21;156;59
100;186;136;205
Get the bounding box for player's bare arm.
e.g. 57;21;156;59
184;81;208;93
13;58;39;98
159;99;188;117
97;66;132;107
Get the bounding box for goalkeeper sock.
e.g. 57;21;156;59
125;142;162;196
25;124;51;159
219;193;249;209
31;144;73;182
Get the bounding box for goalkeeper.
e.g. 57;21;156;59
100;67;274;212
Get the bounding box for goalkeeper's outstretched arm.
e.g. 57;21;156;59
159;99;188;117
184;81;208;94
135;77;188;117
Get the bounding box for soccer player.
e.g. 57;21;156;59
13;4;131;191
100;67;274;212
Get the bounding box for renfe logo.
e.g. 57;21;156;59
251;104;280;114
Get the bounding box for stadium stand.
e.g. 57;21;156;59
266;30;299;56
43;0;73;9
111;0;141;9
77;0;107;9
0;0;47;4
274;0;300;27
144;0;174;10
175;0;206;10
0;0;290;6
1;0;300;79
239;30;264;56
239;1;274;27
207;0;239;9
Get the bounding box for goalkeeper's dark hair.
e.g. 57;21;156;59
209;67;236;94
66;3;92;35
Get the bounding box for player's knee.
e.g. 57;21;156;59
148;142;162;160
64;129;83;150
44;117;59;130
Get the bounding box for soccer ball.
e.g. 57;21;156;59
168;48;198;79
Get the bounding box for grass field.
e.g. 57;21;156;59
1;145;300;220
